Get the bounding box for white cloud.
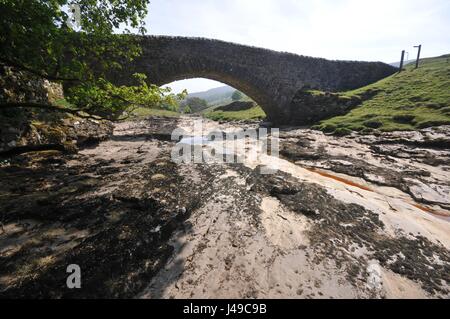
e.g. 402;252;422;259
147;0;450;93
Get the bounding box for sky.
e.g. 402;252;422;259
143;0;450;93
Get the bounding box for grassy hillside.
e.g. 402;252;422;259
186;85;235;104
313;54;450;134
203;91;266;121
204;105;266;121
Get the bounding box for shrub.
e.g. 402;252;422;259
320;123;337;133
360;128;374;135
333;127;352;136
363;120;383;128
392;114;415;124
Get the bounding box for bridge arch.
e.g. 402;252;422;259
159;74;272;118
114;36;397;124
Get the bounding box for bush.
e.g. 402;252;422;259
363;120;383;128
231;90;243;101
360;128;374;135
392;114;415;124
181;97;208;112
320;123;337;133
333;127;352;136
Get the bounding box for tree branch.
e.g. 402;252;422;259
0;144;68;158
0;102;101;120
0;58;81;82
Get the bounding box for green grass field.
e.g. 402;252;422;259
204;105;266;121
313;54;450;134
131;107;180;118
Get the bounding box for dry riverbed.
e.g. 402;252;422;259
0;116;449;298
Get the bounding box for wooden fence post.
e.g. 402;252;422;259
399;50;405;73
414;44;422;69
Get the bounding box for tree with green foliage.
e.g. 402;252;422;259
0;0;185;119
182;97;208;113
231;90;243;101
183;105;192;114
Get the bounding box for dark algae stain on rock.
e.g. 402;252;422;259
374;236;450;295
0;117;449;298
248;168;449;296
0;143;204;297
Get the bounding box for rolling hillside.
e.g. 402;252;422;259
313;54;450;134
186;85;235;104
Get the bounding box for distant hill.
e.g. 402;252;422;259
186;85;258;112
187;85;235;105
389;59;415;68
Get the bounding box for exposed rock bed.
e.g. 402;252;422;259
249;170;449;295
0;64;112;155
280;126;450;211
0;115;113;155
0;117;449;298
0;118;196;297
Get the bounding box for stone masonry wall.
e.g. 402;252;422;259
112;35;397;124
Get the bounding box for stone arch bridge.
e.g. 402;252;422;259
114;36;397;124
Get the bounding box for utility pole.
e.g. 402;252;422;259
399;50;405;73
414;44;422;69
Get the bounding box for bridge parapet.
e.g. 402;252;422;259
117;35;397;124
